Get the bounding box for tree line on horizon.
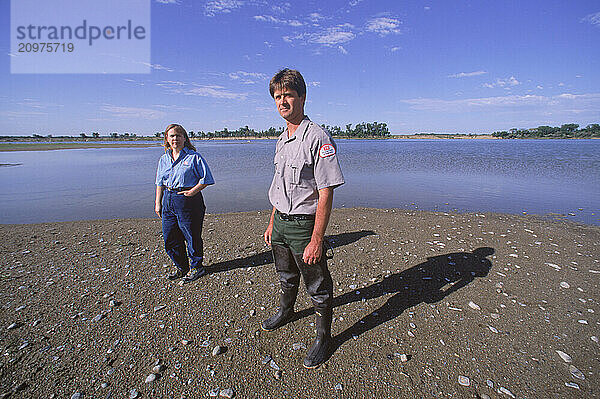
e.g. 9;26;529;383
154;121;391;139
492;123;600;138
24;122;598;140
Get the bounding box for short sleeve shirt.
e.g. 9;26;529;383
155;146;215;188
268;116;344;215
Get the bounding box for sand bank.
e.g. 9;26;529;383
1;208;598;398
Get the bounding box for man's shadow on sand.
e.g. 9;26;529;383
207;230;377;275
294;247;494;358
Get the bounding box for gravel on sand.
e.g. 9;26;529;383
0;208;598;398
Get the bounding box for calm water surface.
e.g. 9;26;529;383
0;139;598;225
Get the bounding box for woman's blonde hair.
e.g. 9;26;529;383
163;123;196;151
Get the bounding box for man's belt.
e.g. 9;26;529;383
276;210;315;221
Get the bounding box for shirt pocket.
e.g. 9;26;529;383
180;160;198;181
274;157;282;175
287;159;311;185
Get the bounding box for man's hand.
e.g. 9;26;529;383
302;187;333;265
264;207;276;246
263;224;273;246
154;203;161;218
302;239;322;265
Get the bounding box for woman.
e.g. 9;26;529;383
155;124;215;282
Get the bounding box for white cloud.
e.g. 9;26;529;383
424;6;431;10
310;26;355;45
284;24;355;47
254;15;303;26
157;81;246;99
228;71;267;80
401;93;600;114
556;93;578;99
308;13;325;23
483;76;520;88
316;30;354;45
183;86;243;99
448;70;487;78
155;0;180;4
156;80;186;88
2;110;48;118
309;81;320;87
101;105;166;120
205;0;244;17
581;11;600;26
271;2;291;14
390;46;401;52
14;99;64;109
365;17;402;36
254;15;274;23
141;62;175;72
338;45;348;54
349;0;363;6
228;71;268;84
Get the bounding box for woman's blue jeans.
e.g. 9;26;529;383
161;190;206;272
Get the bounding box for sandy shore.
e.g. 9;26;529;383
0;208;598;398
0;142;163;152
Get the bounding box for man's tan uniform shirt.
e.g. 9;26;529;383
268;116;345;215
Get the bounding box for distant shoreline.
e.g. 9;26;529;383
2;134;599;152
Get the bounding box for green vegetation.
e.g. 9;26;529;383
493;123;600;139
183;126;285;139
181;121;390;139
323;122;391;138
5;122;598;143
3;121;390;142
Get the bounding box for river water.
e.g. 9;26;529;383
0;139;598;225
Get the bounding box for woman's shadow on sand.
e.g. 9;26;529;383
294;246;494;358
207;230;377;275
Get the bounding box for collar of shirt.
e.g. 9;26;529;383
281;116;310;144
168;146;192;164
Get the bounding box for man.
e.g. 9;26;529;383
263;69;344;368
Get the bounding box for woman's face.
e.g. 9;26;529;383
166;128;185;151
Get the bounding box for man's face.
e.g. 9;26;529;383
273;87;305;123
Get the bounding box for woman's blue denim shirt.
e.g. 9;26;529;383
155;146;215;188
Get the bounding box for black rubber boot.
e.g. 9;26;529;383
303;306;332;369
290;251;334;369
262;244;299;331
261;287;298;331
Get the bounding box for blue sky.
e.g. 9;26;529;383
1;0;599;136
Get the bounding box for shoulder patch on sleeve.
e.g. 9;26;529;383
319;143;336;158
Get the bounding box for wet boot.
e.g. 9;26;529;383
303;306;332;369
261;244;299;331
261;287;298;331
290;250;334;368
